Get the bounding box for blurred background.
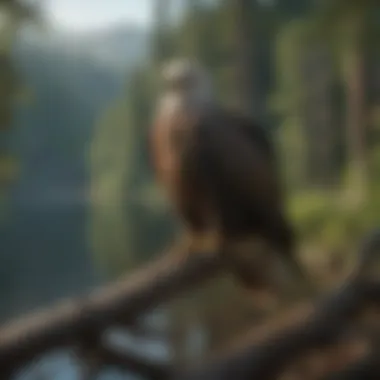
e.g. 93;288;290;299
0;0;379;378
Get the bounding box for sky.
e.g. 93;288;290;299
43;0;153;31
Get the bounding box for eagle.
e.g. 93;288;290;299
150;58;309;294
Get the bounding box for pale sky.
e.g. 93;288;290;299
44;0;153;31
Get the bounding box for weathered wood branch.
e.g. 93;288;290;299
0;228;379;378
171;228;380;380
321;351;380;380
0;250;222;375
172;279;380;380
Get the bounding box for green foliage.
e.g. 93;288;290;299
290;192;348;249
0;155;18;184
88;66;176;277
290;174;380;252
88;100;138;277
0;0;38;211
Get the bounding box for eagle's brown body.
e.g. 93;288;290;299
150;60;306;291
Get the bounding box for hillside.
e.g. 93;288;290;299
1;24;149;321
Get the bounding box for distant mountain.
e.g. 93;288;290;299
18;23;149;72
0;24;149;322
68;24;150;69
10;23;150;198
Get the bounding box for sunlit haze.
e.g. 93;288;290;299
44;0;153;31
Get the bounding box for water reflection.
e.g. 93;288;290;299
15;349;144;380
12;309;172;380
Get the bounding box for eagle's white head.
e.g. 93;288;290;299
160;58;214;107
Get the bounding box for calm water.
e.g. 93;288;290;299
11;309;172;380
15;341;168;380
2;192;170;380
3;149;206;379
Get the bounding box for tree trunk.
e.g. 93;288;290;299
300;45;338;188
314;48;337;187
233;0;256;116
337;8;370;205
152;0;173;65
343;45;368;205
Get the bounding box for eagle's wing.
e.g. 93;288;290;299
230;110;285;207
197;107;284;214
197;107;306;288
229;111;275;159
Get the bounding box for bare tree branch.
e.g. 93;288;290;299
0;250;222;375
321;351;380;380
171;228;380;380
0;228;379;378
171;279;380;380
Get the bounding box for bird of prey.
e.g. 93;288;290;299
149;58;309;293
